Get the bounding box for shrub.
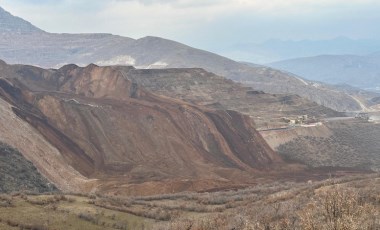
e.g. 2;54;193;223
78;212;99;224
20;224;48;230
299;186;379;230
0;194;13;207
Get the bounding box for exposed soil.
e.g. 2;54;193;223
0;62;291;195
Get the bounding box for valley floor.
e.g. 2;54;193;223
0;173;379;230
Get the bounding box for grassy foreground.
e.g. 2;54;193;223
0;174;379;230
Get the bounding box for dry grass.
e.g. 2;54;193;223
0;173;378;229
0;194;151;230
151;174;380;230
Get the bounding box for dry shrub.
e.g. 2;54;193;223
6;219;19;227
153;178;379;230
19;223;48;230
198;194;228;205
0;194;13;207
24;194;74;206
299;186;379;230
94;200;172;221
78;212;99;224
95;196;133;208
154;214;254;230
112;222;129;230
88;194;97;199
25;196;57;205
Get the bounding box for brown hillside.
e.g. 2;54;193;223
0;61;284;195
115;67;342;128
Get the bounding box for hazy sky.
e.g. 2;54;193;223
1;0;380;52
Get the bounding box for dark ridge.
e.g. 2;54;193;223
0;142;57;193
205;110;280;168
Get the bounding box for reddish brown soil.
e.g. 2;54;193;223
0;62;291;195
0;61;368;195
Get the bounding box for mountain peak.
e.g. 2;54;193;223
0;6;44;34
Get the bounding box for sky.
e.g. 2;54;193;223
1;0;380;58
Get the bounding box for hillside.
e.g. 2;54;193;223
277;119;380;171
0;6;374;112
270;54;380;93
116;67;341;128
0;6;43;34
226;37;380;63
113;67;380;173
0;60;288;195
0;143;56;193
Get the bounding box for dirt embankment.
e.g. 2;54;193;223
260;125;332;150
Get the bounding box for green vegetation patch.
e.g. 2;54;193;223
0;143;57;193
0;194;151;230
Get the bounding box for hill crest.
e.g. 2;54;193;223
0;6;44;33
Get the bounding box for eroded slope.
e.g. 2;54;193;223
116;67;341;128
0;61;283;195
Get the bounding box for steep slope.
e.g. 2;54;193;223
114;66;380;173
0;81;99;193
0;143;57;193
116;67;341;128
0;6;369;112
0;60;284;195
0;6;43;34
270;54;380;93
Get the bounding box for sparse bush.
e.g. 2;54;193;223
198;194;228;205
151;176;379;230
78;212;99;224
54;194;67;201
20;223;48;230
299;186;379;230
112;222;129;230
0;194;13;207
6;219;19;227
25;196;57;205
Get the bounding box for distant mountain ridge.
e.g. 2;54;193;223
0;6;378;112
270;54;380;92
0;6;43;33
223;37;380;64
